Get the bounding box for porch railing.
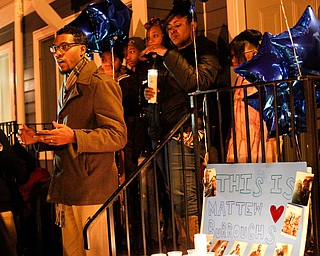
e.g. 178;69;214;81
2;76;319;256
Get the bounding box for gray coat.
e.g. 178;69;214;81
47;61;127;205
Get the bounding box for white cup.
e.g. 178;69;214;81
187;249;196;255
151;254;167;256
148;69;158;104
167;251;183;256
194;234;207;255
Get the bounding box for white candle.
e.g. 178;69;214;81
194;234;207;255
148;69;158;104
167;251;182;256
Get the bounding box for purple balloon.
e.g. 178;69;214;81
271;5;320;76
233;6;320;137
69;0;132;53
234;32;289;83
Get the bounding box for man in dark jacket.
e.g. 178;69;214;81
0;129;29;256
143;0;219;251
17;25;127;255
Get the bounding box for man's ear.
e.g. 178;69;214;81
80;45;87;55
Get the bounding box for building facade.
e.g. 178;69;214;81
0;0;230;125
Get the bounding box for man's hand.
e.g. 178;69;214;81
17;124;37;145
34;121;76;146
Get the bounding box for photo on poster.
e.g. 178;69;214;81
272;242;293;256
281;204;303;239
206;234;214;252
247;243;267;256
212;240;228;256
203;167;217;197
291;172;314;206
228;241;248;256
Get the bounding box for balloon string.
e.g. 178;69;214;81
111;46;115;80
190;1;200;91
280;0;302;77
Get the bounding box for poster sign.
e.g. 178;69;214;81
201;162;313;256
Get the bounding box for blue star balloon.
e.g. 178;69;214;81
69;0;132;53
271;5;320;76
234;33;291;137
234;32;289;83
234;6;320;137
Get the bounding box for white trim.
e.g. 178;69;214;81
131;0;148;37
226;0;247;41
30;0;65;30
0;41;15;122
0;0;55;28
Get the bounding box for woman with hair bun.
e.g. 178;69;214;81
226;29;277;163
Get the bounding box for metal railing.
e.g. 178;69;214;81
83;113;196;255
188;76;320;255
2;76;319;255
83;76;320;255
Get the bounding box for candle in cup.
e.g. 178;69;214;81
194;234;207;255
167;251;183;256
148;69;158;104
187;249;196;255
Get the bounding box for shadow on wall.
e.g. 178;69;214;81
207;23;230;88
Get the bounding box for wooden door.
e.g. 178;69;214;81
245;0;319;34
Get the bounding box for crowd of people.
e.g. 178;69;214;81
1;0;287;255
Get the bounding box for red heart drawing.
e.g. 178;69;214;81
270;205;284;223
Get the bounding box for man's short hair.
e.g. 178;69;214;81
56;25;88;47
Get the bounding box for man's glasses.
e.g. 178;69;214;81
49;42;79;54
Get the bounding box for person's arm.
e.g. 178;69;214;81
163;38;219;92
17;124;38;145
75;76;127;153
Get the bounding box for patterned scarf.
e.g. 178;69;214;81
63;56;89;100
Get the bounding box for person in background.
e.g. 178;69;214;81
17;25;127;256
292;180;302;205
209;175;217;197
118;36;150;254
300;178;311;206
230;243;241;255
144;17;171;49
143;0;219;251
203;169;211;197
226;29;277;163
125;36;146;72
99;42;130;81
215;241;228;256
250;244;262;256
119;36;150;174
141;17;176;253
0;129;29;256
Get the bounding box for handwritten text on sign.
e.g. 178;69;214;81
201;162;309;256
